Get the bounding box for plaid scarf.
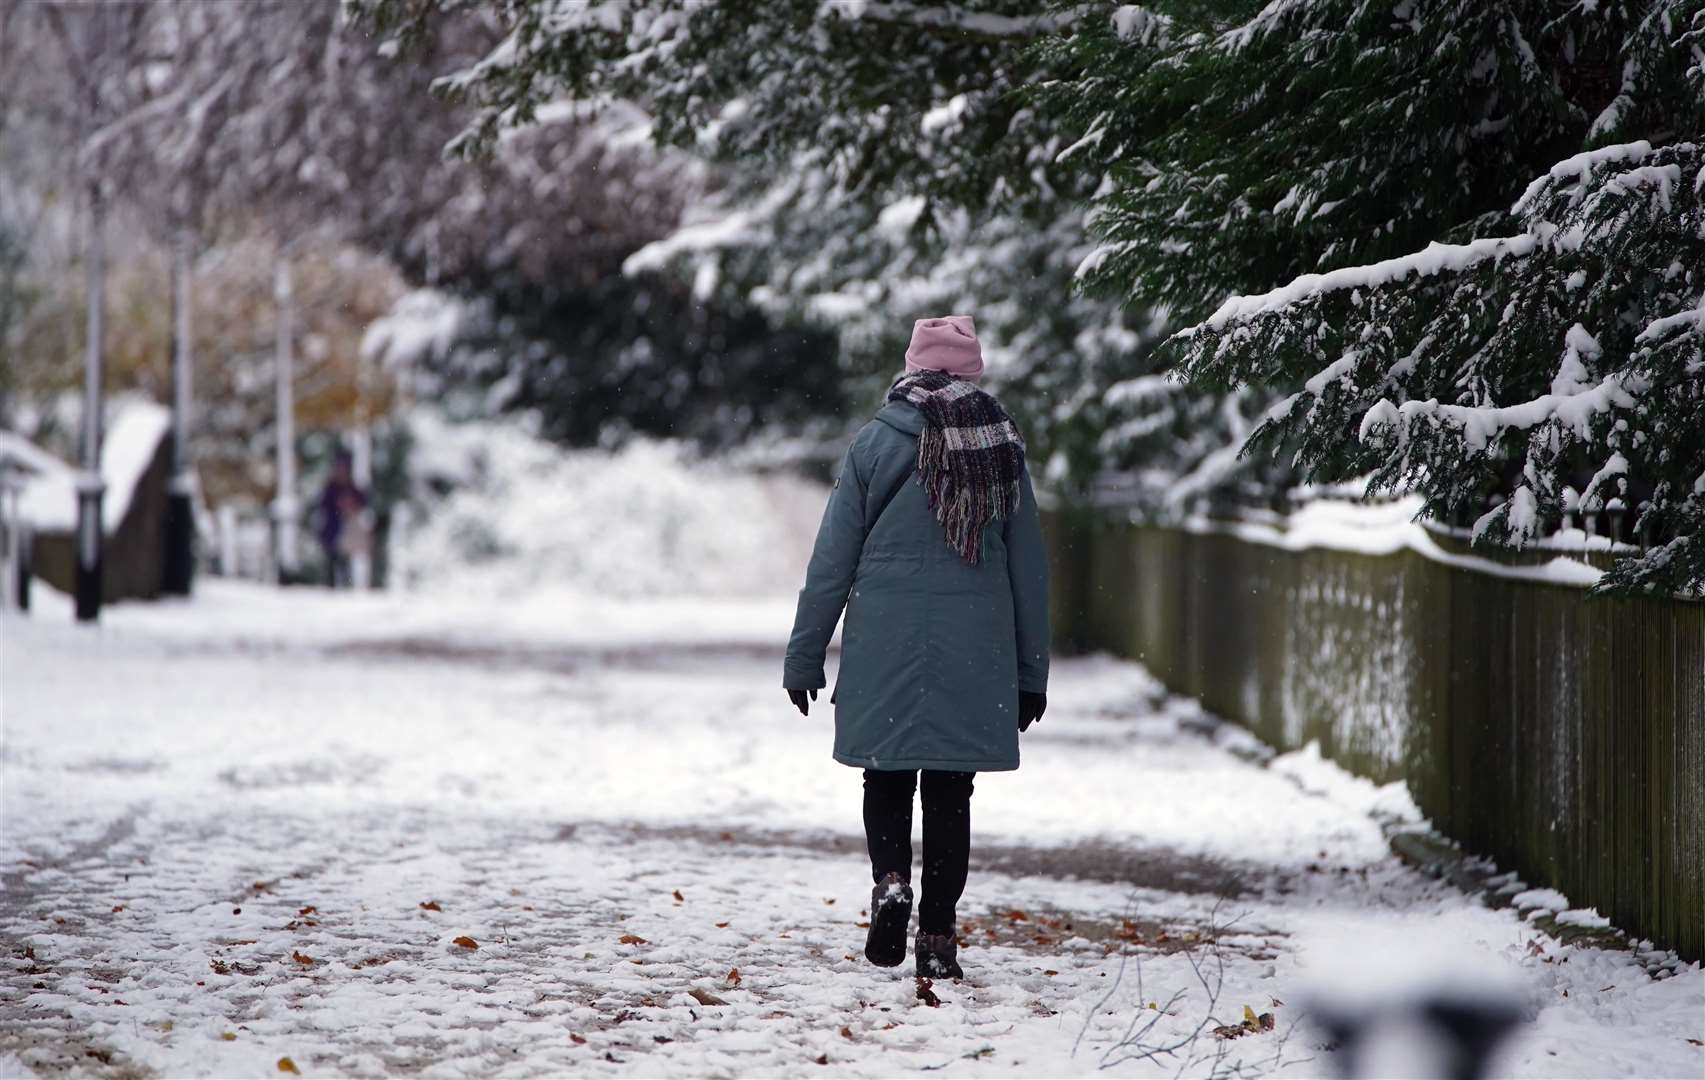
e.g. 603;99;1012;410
887;370;1026;566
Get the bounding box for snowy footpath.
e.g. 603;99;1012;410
2;582;1701;1079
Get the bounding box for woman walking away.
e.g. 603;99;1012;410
783;315;1050;980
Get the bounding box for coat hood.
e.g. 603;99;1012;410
874;400;924;436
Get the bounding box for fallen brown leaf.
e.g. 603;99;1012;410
111;905;124;913
419;901;442;912
672;890;684;902
298;906;317;916
815;1053;829;1065
1042;969;1059;976
714;922;730;929
824;898;836;906
452;936;479;950
689;987;727;1006
915;977;942;1008
220;1032;237;1041
619;934;647;946
570;1033;587;1045
277;1057;299;1075
725;967;741;987
1007;909;1029;923
290;951;315;966
839;1025;853;1039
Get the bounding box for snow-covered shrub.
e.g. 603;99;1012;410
396;410;825;597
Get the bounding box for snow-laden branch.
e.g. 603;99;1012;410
620;179;799;277
824;1;1085;39
1185;235;1539;335
1168;133;1703;592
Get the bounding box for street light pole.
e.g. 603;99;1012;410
75;179;106;622
271;253;298;583
163;229;195;595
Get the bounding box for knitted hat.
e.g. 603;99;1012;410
904;315;983;380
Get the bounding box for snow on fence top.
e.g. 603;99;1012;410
1169;494;1608;589
0;397;171;534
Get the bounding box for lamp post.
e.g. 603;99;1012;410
0;457;24;613
163;229;195;595
75;179;106;622
271;254;298;583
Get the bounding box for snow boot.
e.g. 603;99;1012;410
915;930;963;979
865;872;913;967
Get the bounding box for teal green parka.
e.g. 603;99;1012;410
783;399;1051;772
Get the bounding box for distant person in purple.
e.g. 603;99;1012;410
317;450;368;589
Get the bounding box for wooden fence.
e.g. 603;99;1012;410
1044;510;1705;960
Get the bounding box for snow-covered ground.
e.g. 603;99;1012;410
3;581;1699;1079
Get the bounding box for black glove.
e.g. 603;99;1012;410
786;688;818;716
1018;690;1047;732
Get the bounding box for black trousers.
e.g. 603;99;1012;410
862;768;975;935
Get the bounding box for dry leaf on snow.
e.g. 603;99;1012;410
689;987;727;1006
419;901;442;912
619;934;647;945
915;977;942;1008
452;936;479;950
276;1057;299;1075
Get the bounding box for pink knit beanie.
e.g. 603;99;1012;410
904;315;983;380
